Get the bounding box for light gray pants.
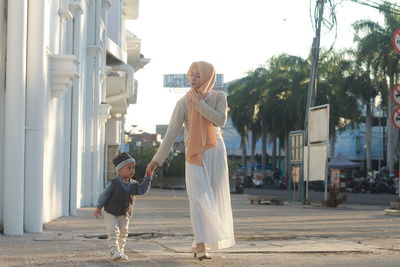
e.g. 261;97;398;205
104;210;130;254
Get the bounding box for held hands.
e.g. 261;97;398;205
93;207;102;219
188;89;203;105
146;161;159;177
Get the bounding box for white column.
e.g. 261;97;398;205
68;2;84;216
24;0;47;232
0;0;6;226
4;0;28;235
82;2;96;206
90;0;103;206
61;6;74;217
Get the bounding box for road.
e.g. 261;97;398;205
244;187;399;206
1;188;400;266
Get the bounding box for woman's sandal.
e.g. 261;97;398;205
196;252;212;261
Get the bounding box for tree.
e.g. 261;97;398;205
352;2;400;171
227;77;251;168
317;50;361;160
261;54;310;174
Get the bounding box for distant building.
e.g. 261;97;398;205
156;125;169;139
156;124;185;153
130;132;160;148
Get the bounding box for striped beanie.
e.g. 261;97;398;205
113;152;135;173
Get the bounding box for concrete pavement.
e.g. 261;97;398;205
1;188;400;266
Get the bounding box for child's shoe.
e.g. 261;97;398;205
120;253;128;260
111;251;122;260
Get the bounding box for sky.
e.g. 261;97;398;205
125;0;387;134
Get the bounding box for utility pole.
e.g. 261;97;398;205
304;0;326;204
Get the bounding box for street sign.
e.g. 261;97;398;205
391;107;400;129
393;28;400;54
289;131;303;162
392;84;400;106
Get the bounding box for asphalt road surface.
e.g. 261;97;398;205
244;187;399;206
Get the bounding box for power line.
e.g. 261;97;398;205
349;0;400;16
364;0;400;13
364;0;400;9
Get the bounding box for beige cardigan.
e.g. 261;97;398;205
152;90;228;165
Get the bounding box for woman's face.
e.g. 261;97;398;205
189;66;201;90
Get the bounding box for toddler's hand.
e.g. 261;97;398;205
146;161;159;177
94;207;101;219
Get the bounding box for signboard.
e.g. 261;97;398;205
289;131;303;162
393;28;400;54
291;165;301;183
163;74;224;88
308;104;330;144
303;144;327;181
392;107;400;129
392;84;400;106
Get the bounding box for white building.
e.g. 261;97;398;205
0;0;148;235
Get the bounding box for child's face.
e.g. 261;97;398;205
118;162;136;180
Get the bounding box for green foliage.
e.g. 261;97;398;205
130;145;160;179
227;158;241;178
165;151;185;177
130;144;185;179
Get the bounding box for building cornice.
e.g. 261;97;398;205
69;1;85;16
59;9;73;21
49;54;80;98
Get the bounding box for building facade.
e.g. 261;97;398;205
0;0;148;235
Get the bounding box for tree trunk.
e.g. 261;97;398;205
387;76;395;172
261;129;267;173
395;72;400;171
278;137;282;170
329;132;336;160
240;134;247;168
272;137;277;169
251;131;257;177
284;131;289;178
365;101;372;171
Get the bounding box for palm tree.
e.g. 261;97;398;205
317;50;361;160
260;54;310;174
246;68;268;172
228;70;266;174
346;71;378;171
228;77;251;168
352;1;400;171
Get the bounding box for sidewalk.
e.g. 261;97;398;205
1;188;400;266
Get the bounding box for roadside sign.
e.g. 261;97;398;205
393;28;400;54
393;84;400;106
291;165;301;183
289;131;303;162
392;107;400;129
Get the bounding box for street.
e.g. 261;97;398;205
244;188;399;206
1;188;400;266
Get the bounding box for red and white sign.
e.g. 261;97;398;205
392;84;400;106
393;28;400;54
392;107;400;129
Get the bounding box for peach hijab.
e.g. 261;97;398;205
186;61;217;166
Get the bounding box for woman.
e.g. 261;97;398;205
146;61;235;260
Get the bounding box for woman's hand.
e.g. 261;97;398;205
188;89;203;105
146;161;159;177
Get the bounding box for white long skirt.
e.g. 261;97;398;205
185;140;235;250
